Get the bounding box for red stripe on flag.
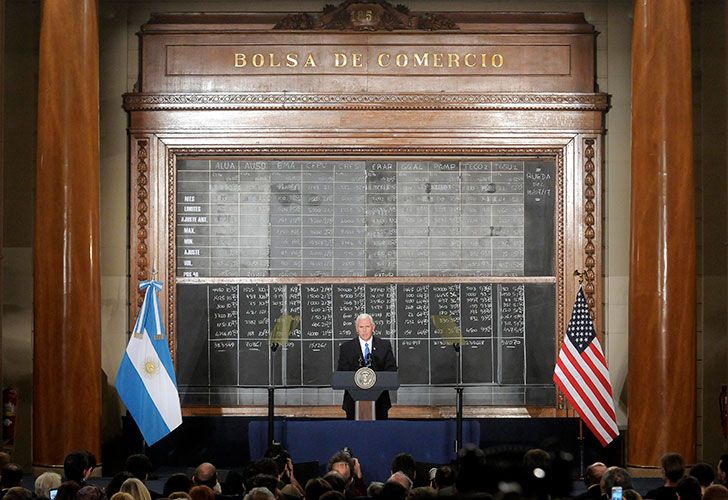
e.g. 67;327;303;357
555;350;617;439
560;341;616;423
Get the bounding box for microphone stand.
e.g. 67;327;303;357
268;342;279;449
453;342;463;455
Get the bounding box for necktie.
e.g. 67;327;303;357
364;343;370;367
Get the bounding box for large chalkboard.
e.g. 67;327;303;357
174;156;557;408
176;282;556;407
175;158;554;278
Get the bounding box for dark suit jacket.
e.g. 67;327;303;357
337;335;397;418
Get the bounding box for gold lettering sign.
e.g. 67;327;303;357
233;50;506;71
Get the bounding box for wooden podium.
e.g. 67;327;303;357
332;371;400;421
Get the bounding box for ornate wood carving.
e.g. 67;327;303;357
123;92;609;112
167;154;177;359
135;139;150;310
583;138;597;312
273;0;458;31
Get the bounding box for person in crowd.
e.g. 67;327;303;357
125;455;161;499
106;473;135;498
379;481;407;500
455;446;488;495
243;460;278;494
163;474;193;498
337;313;397;420
305;478;332;500
431;466;455;493
391;454;417;486
55;482;81;500
280;484;303;500
120;478;152;500
221;470;246;497
250;476;279;497
189;486;215;500
704;485;728;500
63;451;96;487
602;467;634;499
242;487;275;500
574;463;607;500
109;493;135;500
326;450;366;498
125;456;154;482
718;455;728;487
78;485;106;500
688;463;715;494
522;448;553;500
0;454;11;470
623;490;643;500
645;453;685;500
168;494;191;500
264;444;303;495
675;476;701;500
319;492;345;500
2;487;32;500
407;486;437;500
367;482;384;498
388;473;412;493
0;464;24;499
34;472;62;500
322;473;346;495
192;464;220;494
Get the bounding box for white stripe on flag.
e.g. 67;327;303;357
563;339;616;420
557;347;618;434
554;364;613;444
126;330;182;430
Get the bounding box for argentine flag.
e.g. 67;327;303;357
115;280;182;445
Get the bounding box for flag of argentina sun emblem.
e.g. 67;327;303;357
354;367;376;389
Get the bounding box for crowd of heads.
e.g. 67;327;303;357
2;447;728;500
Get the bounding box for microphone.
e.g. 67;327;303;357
358;356;364;368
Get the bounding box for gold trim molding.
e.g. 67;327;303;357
123;92;610;112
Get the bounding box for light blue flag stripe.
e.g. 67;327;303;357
116;280;182;446
137;283;177;383
115;353;172;445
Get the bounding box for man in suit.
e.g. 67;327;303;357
337;313;397;419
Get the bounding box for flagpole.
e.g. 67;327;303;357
573;269;586;480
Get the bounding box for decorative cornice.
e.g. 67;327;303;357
123;92;610;112
167;146;563;157
273;0;458;31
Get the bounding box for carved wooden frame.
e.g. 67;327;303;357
135;140;580;418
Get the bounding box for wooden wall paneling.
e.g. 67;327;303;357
125;8;608;419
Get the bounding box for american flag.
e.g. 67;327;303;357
553;286;619;446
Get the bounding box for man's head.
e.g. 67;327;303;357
704;484;728;500
660;452;685;485
390;453;416;483
355;314;375;342
387;472;412;492
193;463;218;490
0;464;23;488
676;476;702;500
585;462;607;488
689;463;715;490
601;467;633;494
63;450;96;483
125;454;153;482
327;451;354;482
